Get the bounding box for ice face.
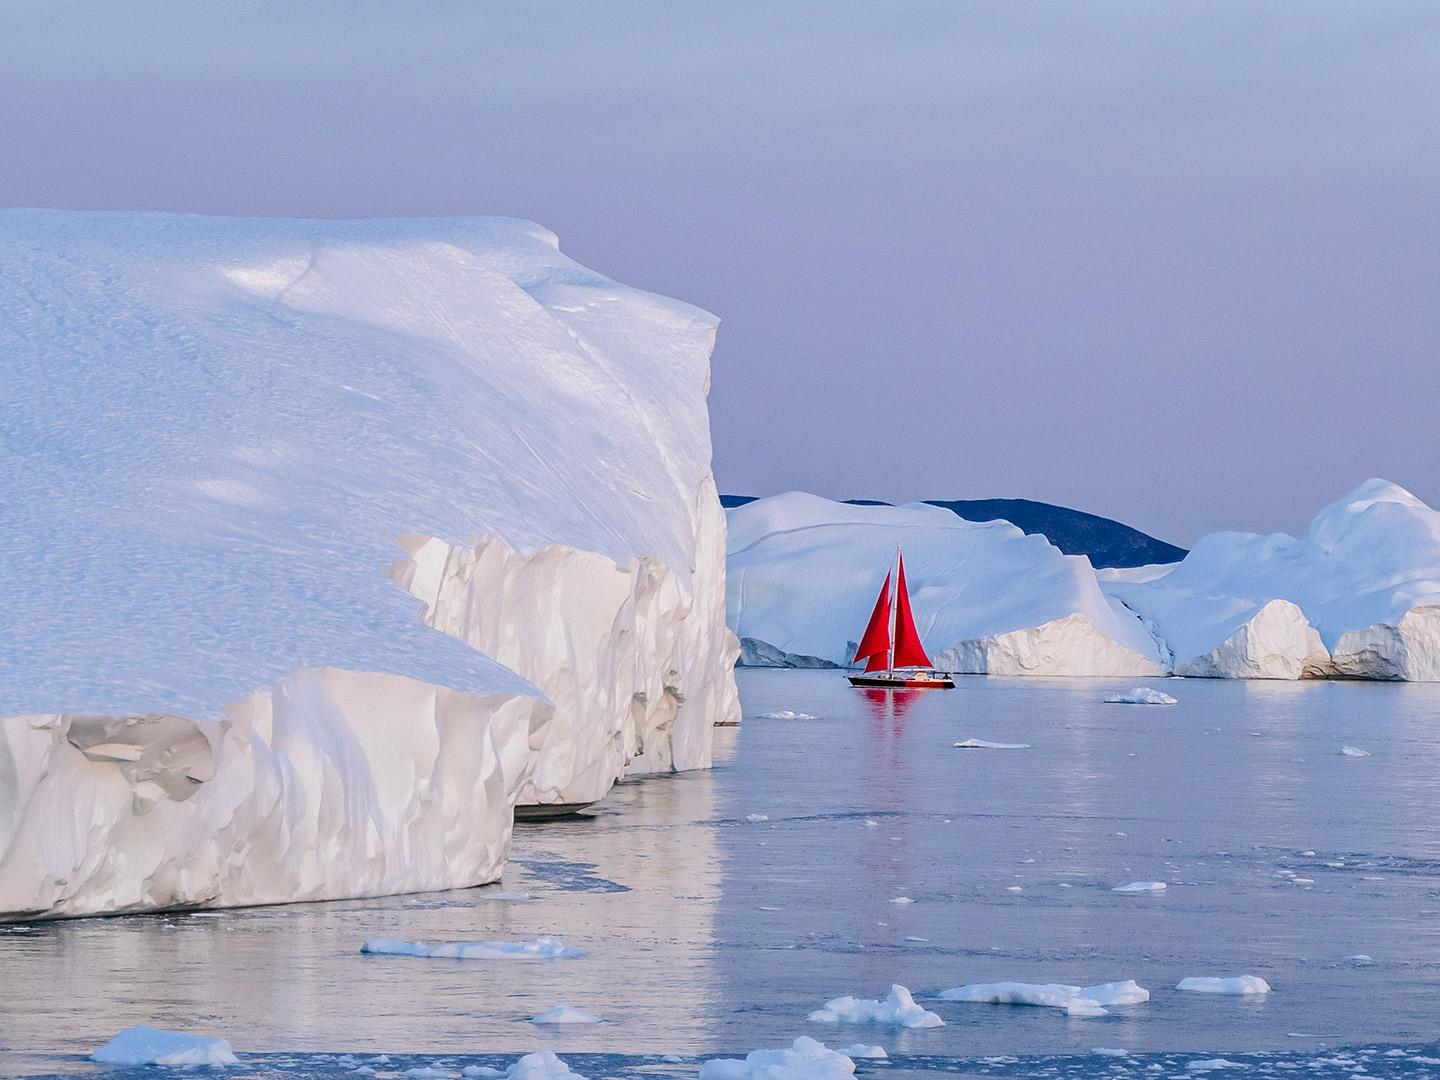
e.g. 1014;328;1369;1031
0;210;738;918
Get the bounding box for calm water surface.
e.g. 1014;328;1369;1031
3;670;1440;1076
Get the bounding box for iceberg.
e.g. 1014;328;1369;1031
530;1005;602;1025
727;494;1165;676
1175;976;1272;995
91;1026;239;1066
1105;480;1440;680
0;210;738;919
1103;688;1178;705
700;1038;856;1080
807;984;944;1028
938;979;1149;1018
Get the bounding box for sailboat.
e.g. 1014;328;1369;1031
847;547;955;689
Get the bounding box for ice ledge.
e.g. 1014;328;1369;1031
0;668;546;921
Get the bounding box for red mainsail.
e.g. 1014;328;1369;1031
852;571;892;668
891;552;934;668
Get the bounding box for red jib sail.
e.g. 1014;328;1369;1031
852;571;892;669
891;552;934;669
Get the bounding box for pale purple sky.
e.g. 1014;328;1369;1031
3;2;1436;544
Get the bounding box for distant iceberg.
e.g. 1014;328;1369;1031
0;210;738;919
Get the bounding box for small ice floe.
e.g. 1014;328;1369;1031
905;936;929;942
1175;976;1271;995
889;896;915;905
1103;688;1177;705
463;1067;503;1078
863;820;879;828
953;739;1030;749
745;814;770;822
1186;1060;1243;1072
808;984;943;1028
1341;745;1371;757
361;937;583;960
406;1068;456;1079
700;1037;855;1080
939;979;1149;1018
1092;1048;1129;1057
1111;881;1167;894
530;1005;602;1025
1347;954;1376;965
1006;886;1023;893
90;1026;239;1066
840;1045;886;1059
756;711;818;721
506;1052;585;1080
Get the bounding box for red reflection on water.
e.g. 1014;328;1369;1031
861;687;921;731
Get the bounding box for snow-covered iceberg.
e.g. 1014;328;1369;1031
1105;480;1440;680
726;494;1165;676
0;210;738;919
91;1026;239;1066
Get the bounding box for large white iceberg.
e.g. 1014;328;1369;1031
0;210;738;919
726;494;1165;676
1105;480;1440;680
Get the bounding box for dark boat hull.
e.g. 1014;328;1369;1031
847;673;955;689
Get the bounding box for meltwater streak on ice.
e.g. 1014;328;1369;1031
4;673;1440;1075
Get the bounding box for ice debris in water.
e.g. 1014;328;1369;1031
756;711;818;720
1112;881;1168;893
463;1068;503;1079
953;739;1031;749
361;937;583;960
90;1026;239;1066
939;979;1150;1018
840;1045;886;1059
889;896;915;904
1186;1060;1244;1072
406;1069;455;1079
745;813;770;822
1341;745;1372;757
1103;688;1178;705
808;984;944;1028
1176;976;1271;995
530;1005;602;1024
700;1037;856;1080
505;1053;585;1080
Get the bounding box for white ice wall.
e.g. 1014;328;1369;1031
0;211;737;917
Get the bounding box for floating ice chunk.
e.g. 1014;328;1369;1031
530;1005;602;1025
889;896;915;904
505;1053;585;1080
361;937;583;960
90;1026;239;1066
840;1045;886;1059
1175;976;1271;995
1186;1060;1243;1072
756;711;819;721
1347;954;1375;964
807;984;943;1028
939;979;1148;1018
1103;688;1177;705
1092;1048;1129;1057
407;1068;456;1079
1006;886;1023;893
700;1037;855;1080
745;813;770;822
463;1068;503;1078
1112;881;1167;893
953;739;1031;749
1341;745;1371;757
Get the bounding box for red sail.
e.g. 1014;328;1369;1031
852;571;892;667
891;552;934;668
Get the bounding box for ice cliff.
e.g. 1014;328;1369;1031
726;493;1166;676
0;210;738;919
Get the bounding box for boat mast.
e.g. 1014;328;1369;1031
888;544;900;675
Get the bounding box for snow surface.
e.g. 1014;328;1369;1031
726;494;1165;676
807;984;944;1028
700;1038;856;1080
90;1026;239;1066
1175;976;1271;995
1104;480;1440;680
530;1005;601;1025
361;937;583;960
938;980;1149;1018
1103;688;1178;705
0;210;738;918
